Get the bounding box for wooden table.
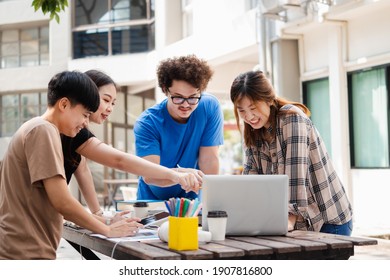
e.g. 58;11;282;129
62;224;377;260
103;179;138;210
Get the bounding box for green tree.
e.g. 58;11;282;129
32;0;68;23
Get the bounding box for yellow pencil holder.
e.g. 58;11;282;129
168;216;198;251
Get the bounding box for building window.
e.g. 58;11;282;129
348;66;389;168
0;92;47;137
0;26;49;69
72;0;155;59
303;78;332;157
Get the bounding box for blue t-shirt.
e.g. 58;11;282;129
134;93;224;200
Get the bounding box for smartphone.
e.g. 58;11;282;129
140;211;169;225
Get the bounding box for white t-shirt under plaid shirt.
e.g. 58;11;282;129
243;104;353;231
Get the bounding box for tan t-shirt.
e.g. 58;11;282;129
0;117;66;259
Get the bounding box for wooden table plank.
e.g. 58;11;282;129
287;230;378;246
263;234;355;260
285;233;353;249
116;241;181;260
229;236;301;254
199;242;245;259
213;238;274;256
296;237;352;249
262;236;328;251
146;241;214;260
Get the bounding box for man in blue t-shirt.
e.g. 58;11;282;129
134;55;224;200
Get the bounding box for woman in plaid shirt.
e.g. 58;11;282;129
230;70;353;236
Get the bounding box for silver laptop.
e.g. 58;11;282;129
201;174;288;236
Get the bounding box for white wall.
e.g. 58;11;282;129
351;170;390;229
347;7;390;62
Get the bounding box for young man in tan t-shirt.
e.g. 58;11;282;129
0;71;142;259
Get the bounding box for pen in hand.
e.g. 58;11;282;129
176;164;202;190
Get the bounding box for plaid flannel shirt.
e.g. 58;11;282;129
243;105;353;231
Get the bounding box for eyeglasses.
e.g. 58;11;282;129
167;89;201;105
170;96;201;105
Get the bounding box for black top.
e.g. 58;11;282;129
61;128;95;183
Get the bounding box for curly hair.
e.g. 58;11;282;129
157;54;213;94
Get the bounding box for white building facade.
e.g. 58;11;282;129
0;0;389;230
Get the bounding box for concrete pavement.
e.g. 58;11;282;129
349;225;390;260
